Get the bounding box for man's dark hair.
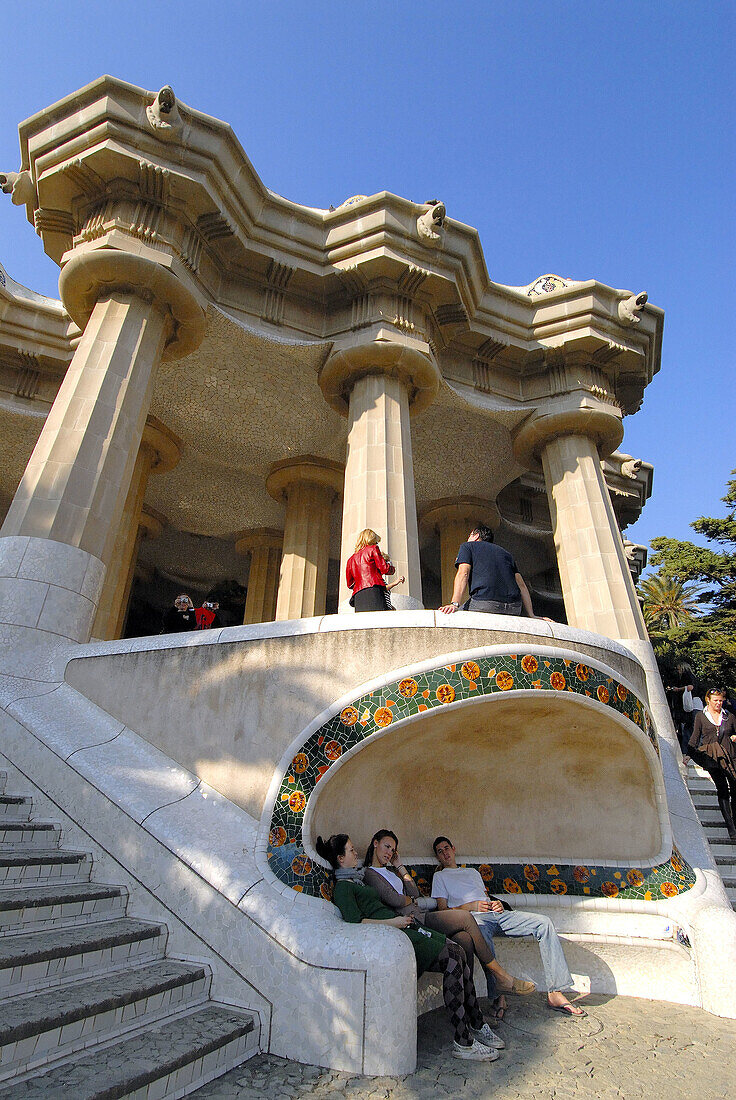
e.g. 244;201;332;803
432;835;453;855
470;524;494;543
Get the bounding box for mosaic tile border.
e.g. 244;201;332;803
266;651;695;901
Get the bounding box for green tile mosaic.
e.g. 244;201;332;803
266;651;694;901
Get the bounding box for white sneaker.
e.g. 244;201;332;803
452;1038;499;1061
470;1022;506;1049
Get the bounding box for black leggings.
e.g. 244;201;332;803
353;585;391;611
427;939;484;1045
690;748;736;815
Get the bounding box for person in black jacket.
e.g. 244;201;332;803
689;687;736;839
161;594;197;633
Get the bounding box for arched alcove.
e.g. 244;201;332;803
308;693;664;865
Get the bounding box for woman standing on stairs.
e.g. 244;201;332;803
688;687;736;840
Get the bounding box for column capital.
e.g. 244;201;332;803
421;497;500;534
139;505;166;540
142;416;181;473
266;456;344;502
319;338;440;417
512;400;623;470
58;247;206;361
235;527;284;556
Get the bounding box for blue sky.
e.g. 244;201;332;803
1;1;733;561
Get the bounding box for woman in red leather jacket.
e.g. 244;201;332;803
346;528;397;611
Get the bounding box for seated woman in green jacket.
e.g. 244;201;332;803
315;832;501;1061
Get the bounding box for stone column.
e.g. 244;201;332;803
319;342;440;611
235;528;283;625
113;507;164;639
422;498;500;605
266;458;343;621
514;406;647;640
92;420;179;640
0;249;204;644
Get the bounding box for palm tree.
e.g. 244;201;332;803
637;573;702;631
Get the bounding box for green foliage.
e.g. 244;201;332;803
640;468;736;691
638;574;700;630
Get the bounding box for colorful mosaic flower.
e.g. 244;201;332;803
461;661;481;681
575;663;590;682
573;866;590;884
660;881;678;898
479;864;493;882
269;826;287;848
398;678;418;699
288;791;306;813
617;684;628;702
324;740;342;761
550;879;567;894
550;672;566;691
597;686;610;704
601;881;619;898
670;852;683;874
320;881;334;901
292;753;309;774
524;864;540;882
374;707;393;727
496;671;514;691
503;877;522;893
291;855;312;876
626;868;645;887
436;684;456;704
340;706;359;726
521;655;538;674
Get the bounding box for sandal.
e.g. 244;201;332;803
490;994;507;1023
509;977;536;995
548;1001;587;1017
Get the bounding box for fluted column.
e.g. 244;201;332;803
235;528;283;624
266;458;343;621
422;498;500;605
320;342;440;611
514;406;646;641
0;249;204;643
93;420;179;639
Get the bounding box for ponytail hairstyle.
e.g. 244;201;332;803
364;828;398;868
315;833;350;870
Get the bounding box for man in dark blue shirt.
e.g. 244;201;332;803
438;524;542;617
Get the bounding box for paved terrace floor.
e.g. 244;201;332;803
196;994;734;1099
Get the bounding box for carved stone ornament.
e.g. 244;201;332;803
146;86;183;141
617;291;648;325
416;200;446;246
620;456;643;480
0;170;36;207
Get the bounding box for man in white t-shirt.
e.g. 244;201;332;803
431;836;586;1017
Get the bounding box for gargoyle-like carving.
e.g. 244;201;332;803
617;291;648;325
0;170;36;206
146;86;183;141
417;200;446;246
620;456;642;480
623;539;637;562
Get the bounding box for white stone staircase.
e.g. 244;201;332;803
686;764;736;910
0;770;259;1097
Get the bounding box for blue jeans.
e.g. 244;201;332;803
468;598;522;615
473;910;573;992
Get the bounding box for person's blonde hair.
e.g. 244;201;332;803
354;528;380;552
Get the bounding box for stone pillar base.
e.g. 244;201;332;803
0;536;105;664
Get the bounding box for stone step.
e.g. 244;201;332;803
706;835;736;849
0;804;31;824
0;884;128;935
0;852;91;887
0;919;166;996
0;1004;256;1099
0;960;210;1080
690;790;718;805
687;776;717;791
0;825;61;852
